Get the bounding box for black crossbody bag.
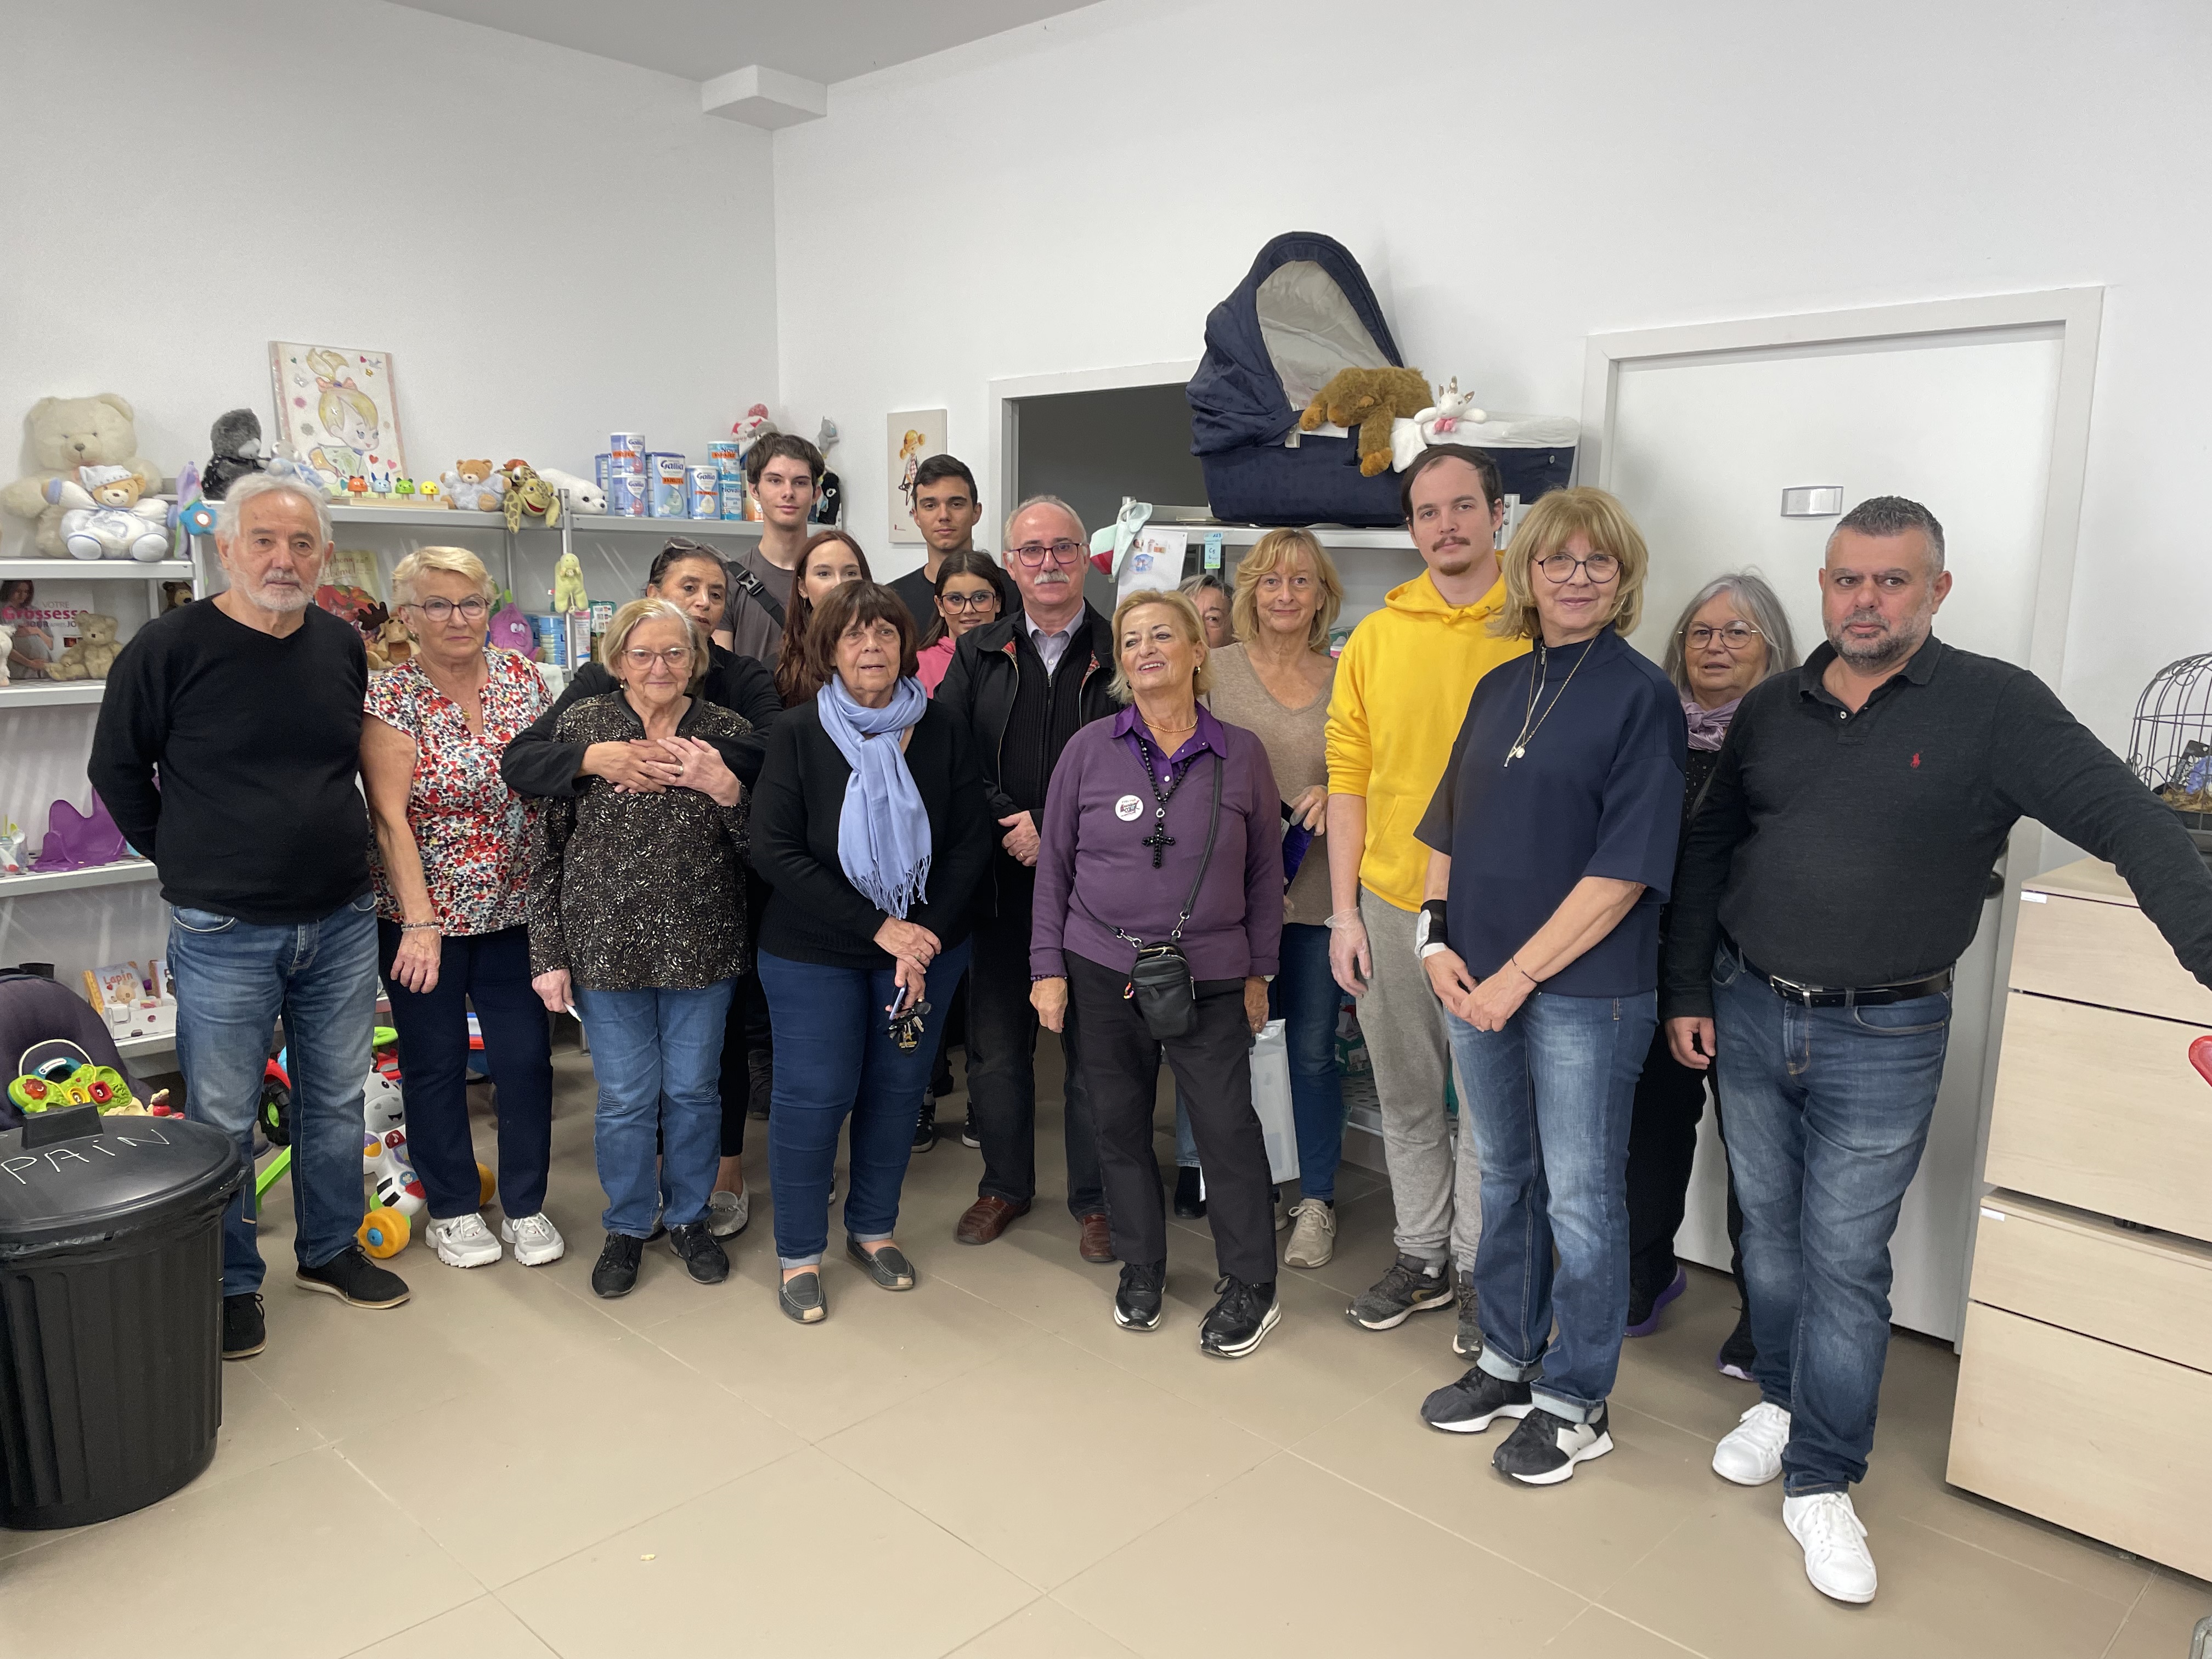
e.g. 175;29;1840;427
1114;754;1222;1041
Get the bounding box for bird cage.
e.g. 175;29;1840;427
2127;652;2212;836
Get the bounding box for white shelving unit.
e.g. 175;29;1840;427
114;1031;176;1061
0;861;156;898
0;558;196;582
0;681;106;709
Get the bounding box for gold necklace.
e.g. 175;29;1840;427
1504;642;1590;766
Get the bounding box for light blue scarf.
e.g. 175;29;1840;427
816;674;933;917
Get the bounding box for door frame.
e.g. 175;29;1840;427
1579;287;2105;1344
988;358;1200;531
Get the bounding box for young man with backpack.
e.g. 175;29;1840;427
721;433;823;665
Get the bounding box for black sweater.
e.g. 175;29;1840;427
1664;637;2212;1016
88;599;370;925
500;640;782;798
750;697;992;969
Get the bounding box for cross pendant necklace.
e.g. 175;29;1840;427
1135;733;1186;867
1143;812;1175;867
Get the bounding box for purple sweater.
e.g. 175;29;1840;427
1031;707;1284;981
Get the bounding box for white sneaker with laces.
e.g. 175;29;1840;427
1712;1400;1792;1486
1783;1491;1877;1603
500;1212;566;1267
1282;1199;1335;1268
427;1211;501;1268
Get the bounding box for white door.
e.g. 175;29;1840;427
1605;325;2066;1341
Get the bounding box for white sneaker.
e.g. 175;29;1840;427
1712;1400;1791;1486
1783;1492;1878;1603
500;1212;566;1267
1282;1199;1336;1268
426;1211;501;1268
708;1187;750;1239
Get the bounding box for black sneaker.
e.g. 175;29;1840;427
960;1114;980;1149
295;1245;410;1308
1114;1261;1166;1331
1346;1254;1453;1330
669;1222;730;1285
1199;1275;1280;1358
1173;1165;1206;1218
592;1232;645;1298
1453;1268;1482;1358
221;1292;266;1359
913;1094;936;1154
1493;1404;1613;1485
1419;1366;1532;1434
1717;1308;1758;1381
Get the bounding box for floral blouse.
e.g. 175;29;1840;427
366;646;549;935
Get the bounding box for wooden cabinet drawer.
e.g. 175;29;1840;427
1968;1190;2212;1372
1985;993;2212;1242
2010;884;2212;1024
1949;1301;2212;1579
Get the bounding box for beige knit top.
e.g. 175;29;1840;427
1204;642;1336;927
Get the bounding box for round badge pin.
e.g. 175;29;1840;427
1114;794;1144;822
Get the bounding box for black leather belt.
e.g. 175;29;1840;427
1738;949;1952;1008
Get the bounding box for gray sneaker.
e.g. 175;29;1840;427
1346;1253;1454;1331
1454;1267;1482;1357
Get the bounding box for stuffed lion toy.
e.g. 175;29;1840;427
1299;366;1434;476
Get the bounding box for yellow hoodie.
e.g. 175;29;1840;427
1325;569;1532;912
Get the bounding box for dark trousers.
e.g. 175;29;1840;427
1624;1024;1748;1309
376;921;554;1220
1068;953;1275;1285
968;874;1103;1216
718;867;774;1158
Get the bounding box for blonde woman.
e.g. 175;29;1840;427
363;546;560;1271
1410;488;1685;1485
527;599;752;1300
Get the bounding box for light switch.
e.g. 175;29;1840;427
1781;486;1844;517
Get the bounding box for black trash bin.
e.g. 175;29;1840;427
0;1105;242;1528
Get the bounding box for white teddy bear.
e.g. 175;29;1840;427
47;465;171;560
536;467;607;515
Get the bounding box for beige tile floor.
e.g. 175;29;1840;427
3;1045;2205;1659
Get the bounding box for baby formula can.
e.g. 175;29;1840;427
687;466;721;519
708;441;740;472
607;472;649;517
594;453;612;494
650;454;688;518
608;432;647;467
721;470;751;520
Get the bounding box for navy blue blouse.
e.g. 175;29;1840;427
1415;629;1686;997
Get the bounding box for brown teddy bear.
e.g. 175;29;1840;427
442;459;505;512
1299;366;1435;476
47;613;122;680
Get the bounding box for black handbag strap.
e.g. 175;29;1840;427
729;561;786;627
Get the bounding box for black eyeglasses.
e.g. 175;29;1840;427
407;597;489;622
940;591;998;612
1537;551;1620;584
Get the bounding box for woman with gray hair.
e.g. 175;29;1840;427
1623;571;1797;1376
364;545;559;1271
527;597;752;1300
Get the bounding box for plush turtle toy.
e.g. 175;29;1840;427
501;460;561;531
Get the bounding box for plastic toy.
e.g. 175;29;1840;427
442;460;505;512
0;822;22;874
46;467;170;561
392;476;417;502
30;794;129;871
537;467;606;516
551;550;589;612
500;460;561;531
417;478;443;505
200;409;266;500
9;1042;143;1116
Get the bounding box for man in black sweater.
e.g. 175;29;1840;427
1662;496;2212;1606
935;495;1119;1258
885;455;1013;632
89;472;409;1363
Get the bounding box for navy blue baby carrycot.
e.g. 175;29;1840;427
1186;232;1575;527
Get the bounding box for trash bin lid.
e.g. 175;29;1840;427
0;1113;240;1254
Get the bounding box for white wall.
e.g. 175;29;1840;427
0;0;780;986
772;0;2212;752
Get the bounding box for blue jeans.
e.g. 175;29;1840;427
1175;923;1345;1199
1449;989;1654;1422
759;944;970;1266
377;922;554;1220
170;891;381;1295
1711;941;1950;1494
574;980;736;1238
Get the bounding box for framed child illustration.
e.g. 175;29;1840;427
268;343;408;494
887;409;947;544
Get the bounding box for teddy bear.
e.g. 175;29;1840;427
1298;366;1435;477
200;408;266;500
47;467;171;561
536;467;606;516
2;394;163;556
442;459;505;512
47;614;121;681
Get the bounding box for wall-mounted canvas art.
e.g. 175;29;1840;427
268;342;407;491
887;409;948;544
